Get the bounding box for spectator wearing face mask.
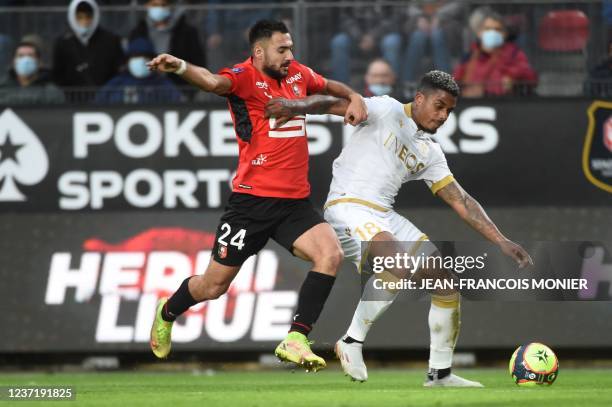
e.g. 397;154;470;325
95;38;183;104
52;0;124;100
453;10;537;97
129;0;205;92
0;40;64;104
363;58;402;99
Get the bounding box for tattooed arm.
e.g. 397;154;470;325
437;180;533;268
264;95;349;128
323;80;368;125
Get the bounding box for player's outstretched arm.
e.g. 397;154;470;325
147;53;232;95
437;180;533;268
323;80;367;125
264;95;348;128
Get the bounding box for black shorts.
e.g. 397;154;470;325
211;192;325;266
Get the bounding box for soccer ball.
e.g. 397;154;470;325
509;342;559;386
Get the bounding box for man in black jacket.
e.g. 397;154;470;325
52;0;124;101
129;0;205;95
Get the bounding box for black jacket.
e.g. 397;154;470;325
129;15;206;89
585;58;612;98
0;68;65;104
52;27;123;89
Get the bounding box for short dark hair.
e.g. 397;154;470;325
15;41;40;58
481;10;506;31
76;1;94;16
248;19;289;46
418;70;460;97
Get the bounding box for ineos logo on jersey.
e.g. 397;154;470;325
0;108;49;201
256;81;269;90
383;132;425;174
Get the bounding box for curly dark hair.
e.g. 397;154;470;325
248;20;290;46
418;70;460;97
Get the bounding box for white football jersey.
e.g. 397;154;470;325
326;96;454;210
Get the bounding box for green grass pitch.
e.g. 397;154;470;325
2;368;612;406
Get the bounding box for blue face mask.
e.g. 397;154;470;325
74;24;93;37
481;29;504;50
14;56;38;77
369;84;392;96
129;57;151;78
148;6;171;22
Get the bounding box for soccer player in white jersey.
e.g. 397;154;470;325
265;71;532;387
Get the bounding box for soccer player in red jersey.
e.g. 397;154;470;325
146;20;368;371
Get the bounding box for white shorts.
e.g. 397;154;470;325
324;198;431;271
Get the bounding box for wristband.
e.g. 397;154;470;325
175;59;187;75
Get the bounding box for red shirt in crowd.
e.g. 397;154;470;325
453;41;538;96
218;58;327;199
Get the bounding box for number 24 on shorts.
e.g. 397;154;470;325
217;223;247;250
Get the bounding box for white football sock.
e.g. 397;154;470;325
428;295;461;369
346;273;398;342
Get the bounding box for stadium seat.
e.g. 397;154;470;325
535;10;590;96
538;10;590;52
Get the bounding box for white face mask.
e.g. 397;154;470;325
128;57;151;78
148;6;171;22
369;83;392;96
14;55;38;77
481;29;504;50
75;22;94;37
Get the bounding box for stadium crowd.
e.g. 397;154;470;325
0;0;610;104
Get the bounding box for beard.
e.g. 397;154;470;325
416;123;437;134
263;64;289;80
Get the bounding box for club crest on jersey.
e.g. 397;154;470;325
582;101;612;193
218;244;228;259
291;84;301;97
232;67;245;74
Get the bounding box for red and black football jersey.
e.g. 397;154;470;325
218;58;327;199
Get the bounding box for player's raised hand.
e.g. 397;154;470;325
147;53;182;73
264;98;295;128
499;240;533;269
344;94;368;126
